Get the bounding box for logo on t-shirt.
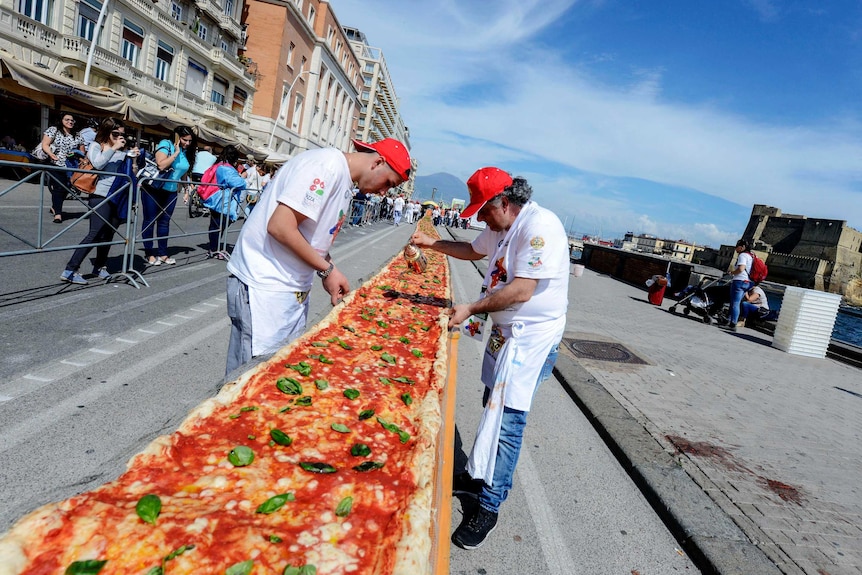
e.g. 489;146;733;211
311;178;326;196
489;257;507;290
530;236;545;250
528;256;543;269
329;210;346;243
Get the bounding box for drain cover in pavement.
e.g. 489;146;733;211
563;338;648;364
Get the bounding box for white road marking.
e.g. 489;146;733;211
517;450;578;575
89;348;113;355
116;338;138;344
156;321;177;327
0;318;230;452
138;329;157;334
60;360;88;367
21;374;52;382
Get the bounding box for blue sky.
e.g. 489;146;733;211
331;0;862;247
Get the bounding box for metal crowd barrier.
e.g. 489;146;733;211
1;157;392;291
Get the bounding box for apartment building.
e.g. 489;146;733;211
242;0;361;158
0;0;257;148
342;25;414;196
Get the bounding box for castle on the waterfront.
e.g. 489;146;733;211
713;205;862;304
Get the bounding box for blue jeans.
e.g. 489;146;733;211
728;280;751;324
141;186;177;257
477;343;560;514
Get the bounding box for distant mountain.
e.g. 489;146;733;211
413;172;468;205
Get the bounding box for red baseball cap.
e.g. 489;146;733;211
461;167;513;219
352;138;412;181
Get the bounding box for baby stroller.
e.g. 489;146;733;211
670;276;731;324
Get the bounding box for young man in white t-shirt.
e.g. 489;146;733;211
722;238;754;332
411;167;569;549
224;138;411;375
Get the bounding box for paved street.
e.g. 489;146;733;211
542;252;862;575
0;199;698;574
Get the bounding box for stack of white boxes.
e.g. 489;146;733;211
772;286;842;358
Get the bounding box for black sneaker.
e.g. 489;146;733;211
452;506;498;549
452;472;484;497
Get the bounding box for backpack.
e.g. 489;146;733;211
748;252;768;284
197;162;227;200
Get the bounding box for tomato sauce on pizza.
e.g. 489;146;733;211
0;218;450;575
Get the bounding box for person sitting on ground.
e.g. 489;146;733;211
740;284;770;326
201;145;246;260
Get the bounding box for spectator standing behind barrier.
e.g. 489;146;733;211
201;145;246;260
242;157;262;212
411;167;569;549
38;113;85;224
721;238;753;332
224;138;411;375
60;118;139;285
351;186;367;226
141;125;196;266
77;118;98;148
191;145;217;182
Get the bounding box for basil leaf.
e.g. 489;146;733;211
288;362;312;376
135;494;161;525
367;328;377;334
269;428;292;446
240;406;259;412
65;560;108;575
164;544;194;561
338;340;353;350
226;560;253;575
380;352;397;365
299;567;318;575
256;493;293;514
284;568;300;575
342;325;356;333
311;341;328;347
276;377;302;395
343;389;360;400
421;325;431;331
352;461;385;472
145;567;162;575
401;392;413;406
399;336;410;344
411;349;423;358
331;423;350;433
269;534;283;543
377;417;410;443
379;377;392;385
358;409;375;420
335;496;353;517
299;461;337;473
294;396;312;406
370;345;383;351
314;378;329;390
351;443;371;457
393;376;414;384
228;446;255;467
398;431;411;443
377;320;389;328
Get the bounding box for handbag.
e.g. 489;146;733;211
137;158;171;190
70;156;99;194
30;144;49;161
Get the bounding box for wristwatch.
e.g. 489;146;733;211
317;262;334;279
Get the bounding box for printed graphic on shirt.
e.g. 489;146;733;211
528;256;543;269
530;236;545;250
303;178;326;207
329;210;347;244
489;257;508;290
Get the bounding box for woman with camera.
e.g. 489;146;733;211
141;125;196;266
60;118;139;285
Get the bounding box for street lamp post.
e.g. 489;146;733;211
267;69;317;150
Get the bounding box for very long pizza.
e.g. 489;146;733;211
0;219;451;575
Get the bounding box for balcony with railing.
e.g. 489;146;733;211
1;8;59;52
210;48;253;86
218;14;242;40
195;0;223;23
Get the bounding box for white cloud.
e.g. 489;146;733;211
332;0;862;242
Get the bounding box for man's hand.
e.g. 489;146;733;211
410;232;435;249
447;303;472;329
322;267;350;306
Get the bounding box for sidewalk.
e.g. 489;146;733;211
556;266;862;575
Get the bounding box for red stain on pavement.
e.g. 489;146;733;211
760;477;805;505
665;435;751;473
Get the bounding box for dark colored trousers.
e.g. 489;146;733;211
141;186;177;257
209;211;232;251
65;195;120;272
